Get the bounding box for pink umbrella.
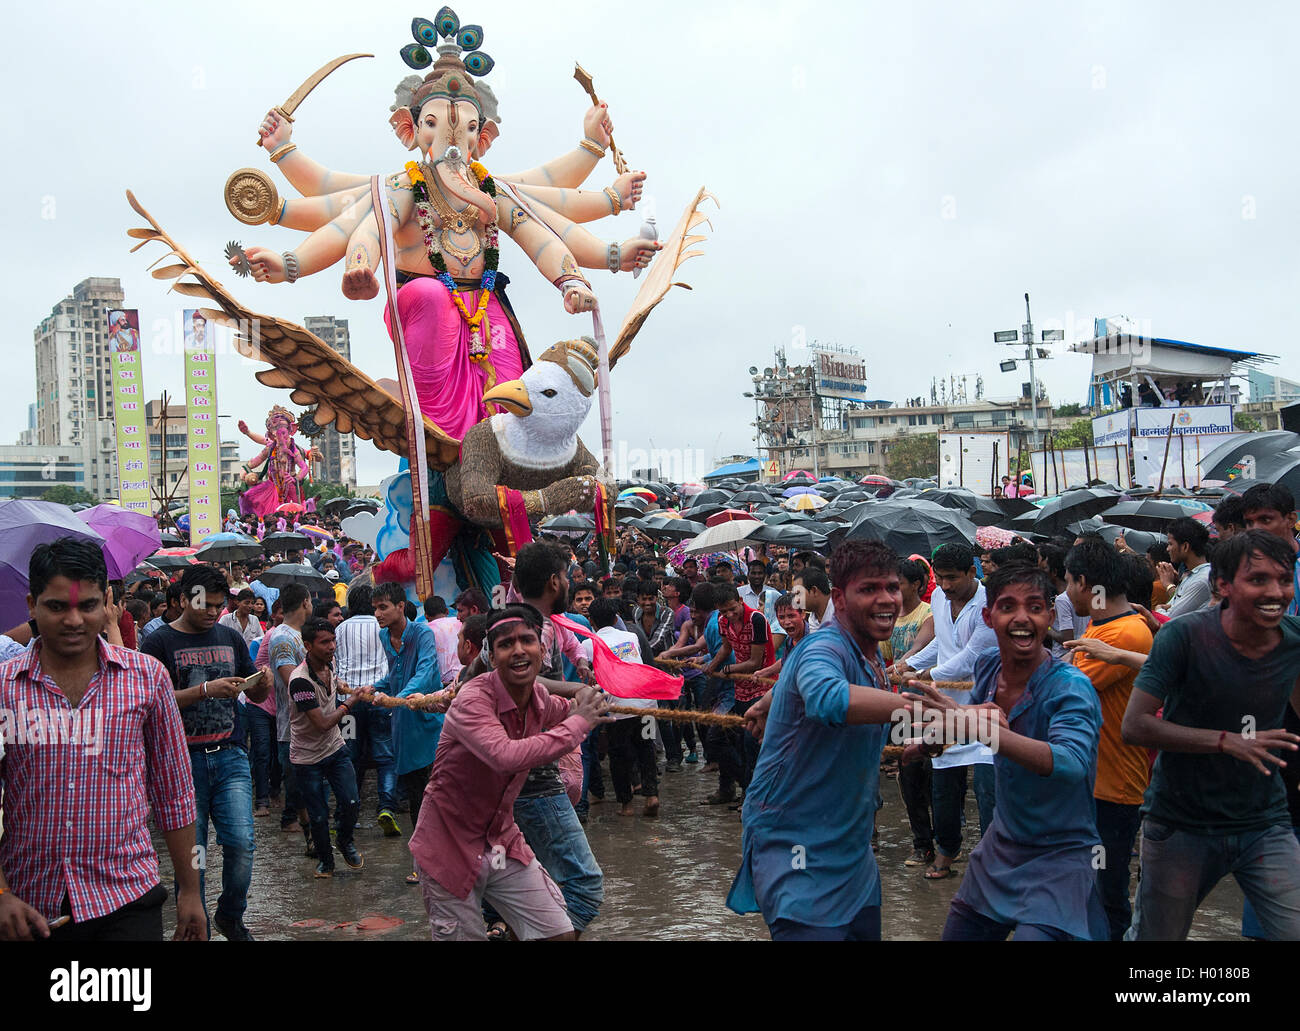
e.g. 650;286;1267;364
782;469;816;482
77;504;163;580
276;502;306;514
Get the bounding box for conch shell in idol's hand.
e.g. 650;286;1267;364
225;169;280;226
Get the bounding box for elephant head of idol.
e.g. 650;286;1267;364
389;13;501;223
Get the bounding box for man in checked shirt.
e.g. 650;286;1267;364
0;538;204;941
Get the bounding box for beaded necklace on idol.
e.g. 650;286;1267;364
406;159;499;364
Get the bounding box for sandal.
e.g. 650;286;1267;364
487;920;509;941
405;871;420;885
924;863;953;880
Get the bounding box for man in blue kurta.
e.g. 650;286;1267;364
906;563;1107;941
727;540;906;940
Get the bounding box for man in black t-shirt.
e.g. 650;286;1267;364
1122;531;1300;940
141;565;266;942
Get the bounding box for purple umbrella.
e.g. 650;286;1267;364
0;500;106;628
781;486;822;498
77;504;163;580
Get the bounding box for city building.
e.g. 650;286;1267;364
1248;369;1300;404
303;315;358;488
32;277;127;498
0;442;93;499
16;405;36;448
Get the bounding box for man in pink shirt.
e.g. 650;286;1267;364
409;604;613;941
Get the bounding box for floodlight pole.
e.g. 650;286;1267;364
1024;293;1040;451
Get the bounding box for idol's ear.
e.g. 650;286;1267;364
390;108;418;151
476;121;499;158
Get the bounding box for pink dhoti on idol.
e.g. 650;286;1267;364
383;277;527;442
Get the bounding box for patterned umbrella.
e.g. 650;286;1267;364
782;493;829;511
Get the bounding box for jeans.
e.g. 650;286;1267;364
696;677;721;762
606;717;659;805
942;898;1070;941
1127;819;1300;941
189;744;255;926
577;726;604;818
514;792;604;932
932;763;996;859
295;746;360;868
245;705;279;807
277;740;305;827
770;903;881;941
348;705;399;814
1094;799;1142;941
1242;826;1300;938
660;680;698;763
898;754;934;853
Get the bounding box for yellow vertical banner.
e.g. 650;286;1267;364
183;309;221;542
106;309;152;513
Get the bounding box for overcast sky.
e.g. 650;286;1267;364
5;1;1296;486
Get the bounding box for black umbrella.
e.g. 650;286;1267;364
195;535;264;563
730;489;770;504
1001;508;1044;533
159;531;184;546
763;511;811;525
319;496;353;516
1199;431;1300;482
841;499;977;555
1067;518;1158;553
1030;488;1121;535
641;516;706;541
541;513;596;531
257;563;331;591
1099;499;1192;532
148;553;198;570
995;497;1036;518
747;522;828;549
922;489;1007;527
688;489;733;508
262;531;311;553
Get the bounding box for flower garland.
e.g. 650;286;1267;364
406;160;499;363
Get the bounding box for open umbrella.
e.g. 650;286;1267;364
684;519;764;555
641;516;706;541
840;499;978;555
730;489;770;505
1029;488;1121;535
276;502;306;515
782;469;817;483
678;482;706;498
541;513;596;538
296;525;334;543
687;489;733;509
1199;431;1300;483
148;547;201;570
195;532;263;563
257;562;332;591
1099;499;1192;532
921;489;1007;527
0;500;108;627
76;504;163;580
705;509;761;526
262;531;311;554
782;493;829;511
781;485;821;498
159;530;185;546
747;522;828;549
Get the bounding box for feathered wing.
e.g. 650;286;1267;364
608;186;718;369
124;190;462;470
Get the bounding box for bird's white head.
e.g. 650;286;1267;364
482;338;600;469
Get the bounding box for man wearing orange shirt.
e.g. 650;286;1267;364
1063;538;1153;940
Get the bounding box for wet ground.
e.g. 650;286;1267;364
158;760;1245;941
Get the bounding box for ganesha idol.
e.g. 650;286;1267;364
237;405;319;517
232;8;662;450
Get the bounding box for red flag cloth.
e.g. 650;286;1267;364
551;612;684;701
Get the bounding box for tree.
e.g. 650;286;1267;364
1234;412;1264;433
1054;403;1085;418
1051;418;1094;449
884;432;938;480
303;480;354;504
41;485;98;506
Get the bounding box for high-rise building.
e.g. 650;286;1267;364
303;315;357;488
33;277;126;498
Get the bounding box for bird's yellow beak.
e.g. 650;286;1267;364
482;379;532;417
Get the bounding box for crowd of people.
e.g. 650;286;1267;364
1;480;1298;941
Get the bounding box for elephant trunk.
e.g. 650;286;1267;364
434;159;497;223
